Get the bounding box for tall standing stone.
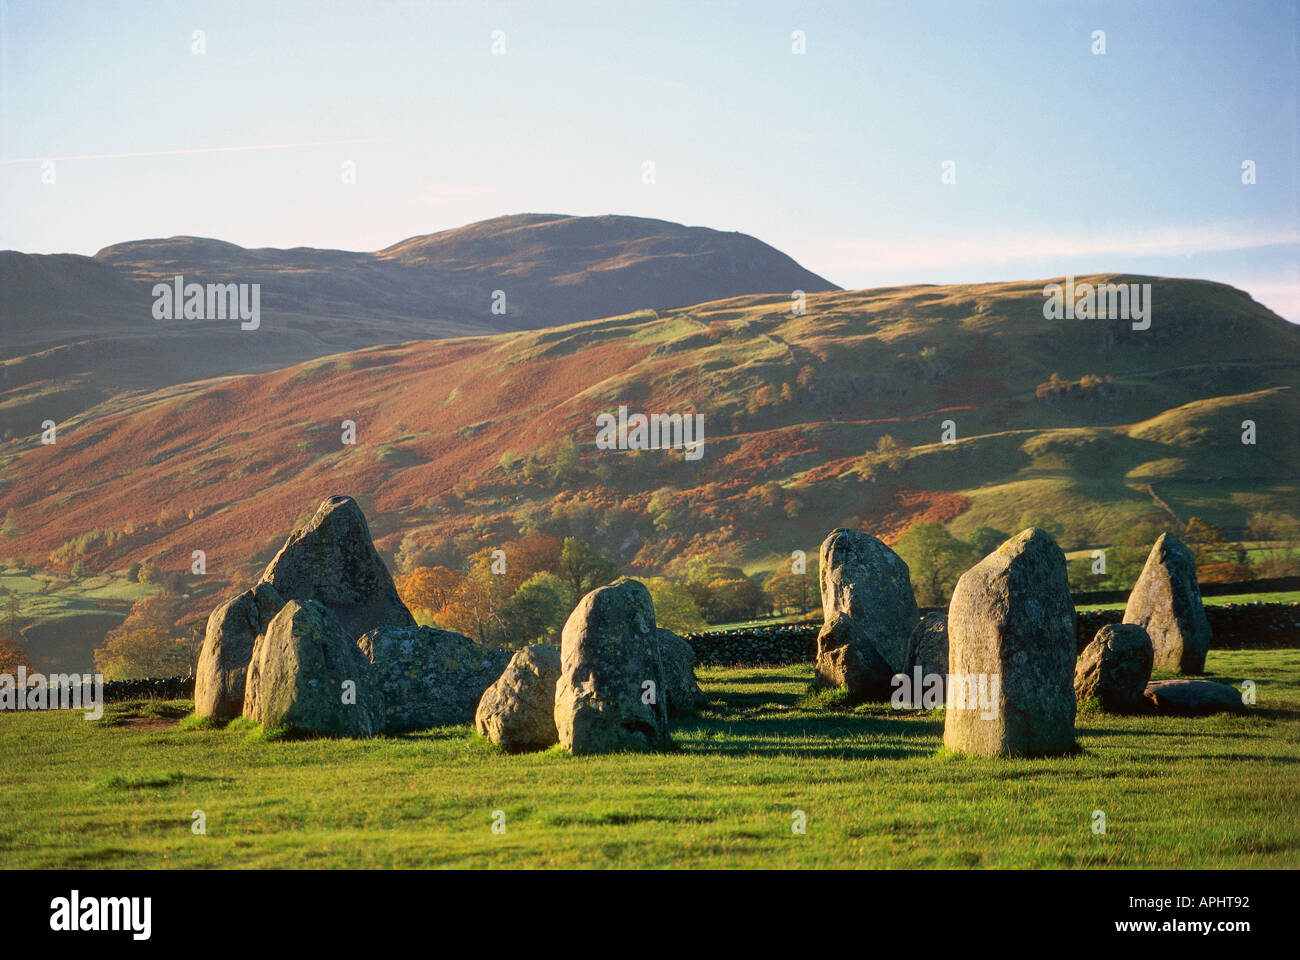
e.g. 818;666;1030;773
943;528;1077;757
258;495;414;641
818;528;918;673
554;578;670;754
1122;532;1212;674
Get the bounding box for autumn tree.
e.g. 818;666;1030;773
502;572;571;647
93;595;198;679
764;569;816;615
397;566;465;616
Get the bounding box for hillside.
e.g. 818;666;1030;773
0;214;836;431
1;273;1295;627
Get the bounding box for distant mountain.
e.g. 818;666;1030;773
3;274;1295;628
0;214;838;431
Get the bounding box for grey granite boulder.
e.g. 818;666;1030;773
814;612;896;702
258;495;414;641
818;528;918;672
554;578;671;754
1074;623;1153;712
475;644;562;752
1123;532;1212;674
943;528;1077;757
194;582;283;719
658;628;706;717
1144;679;1246;716
358;624;510;731
243;599;385;737
903;611;949;702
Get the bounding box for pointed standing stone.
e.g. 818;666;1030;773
1122;532;1212;674
258;494;414;641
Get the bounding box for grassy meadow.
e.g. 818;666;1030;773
2;648;1297;869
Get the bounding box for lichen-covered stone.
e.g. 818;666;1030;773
243;600;384;737
943;528;1077;757
1074;623;1153;712
903;612;949;701
554;578;671;754
475;644;561;752
1122;532;1212;674
194;582;283;719
358;624;510;731
814;612;896;702
818;528;917;673
258;495;414;641
658;628;706;716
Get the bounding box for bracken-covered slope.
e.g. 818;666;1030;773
1;274;1295;615
0;213;837;431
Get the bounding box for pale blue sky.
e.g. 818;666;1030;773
2;0;1297;319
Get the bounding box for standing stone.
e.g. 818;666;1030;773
943;528;1077;757
358;624;510;730
554;578;671;754
1122;532;1212;674
819;528;918;672
258;495;414;641
814;612;896;701
1074;623;1154;712
243;600;385;737
658;628;706;716
194;582;283;719
475;644;562;752
903;612;949;702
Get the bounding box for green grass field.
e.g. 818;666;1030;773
2;649;1297;868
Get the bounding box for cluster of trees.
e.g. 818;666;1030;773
1034;372;1114;401
92;595;202;680
396;532;620;648
1071;511;1300;590
395;533;826;647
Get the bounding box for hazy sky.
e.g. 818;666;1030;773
2;0;1297;319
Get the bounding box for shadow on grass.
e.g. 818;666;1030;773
675;700;944;759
